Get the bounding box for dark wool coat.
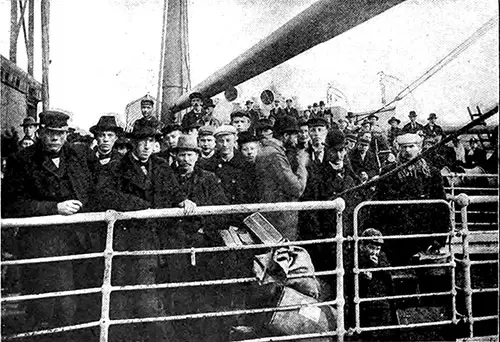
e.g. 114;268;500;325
465;147;487;169
283;107;300;119
255;138;307;241
2;142;97;327
181;109;204;130
348;148;380;179
422;123;444;137
88;147;123;190
402;121;424;134
198;150;255;205
370;161;448;265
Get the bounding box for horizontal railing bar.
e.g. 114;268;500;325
2;321;100;340
354;232;452;241
359;291;451;303
455;211;497;214
444;173;498;177
472;288;498;294
445;187;497;191
468;196;499;204
1;252;104;266
470;260;499;265
110;299;338;325
359;262;453;273
1;199;345;228
358;320;454;332
114;237;339;256
1;287;102;302
456;222;498;226
472;315;498;322
113;270;337;292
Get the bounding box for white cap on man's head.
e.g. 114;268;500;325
396;133;422;146
214;124;237;137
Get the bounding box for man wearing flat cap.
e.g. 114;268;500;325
371;133;448;265
349;135;380;181
182;92;205;131
197;125;217;161
2;110;98;335
283;98;299;119
305;116;329;165
20;116;39;142
97;118;196;341
140;94;156;120
244;99;260;126
157;123;182;166
402;110;424;134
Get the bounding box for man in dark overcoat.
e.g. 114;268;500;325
181;92;205;131
2;111;96;335
422;113;444;138
370;133;448;265
348;136;380;180
255;116;308;241
402;110;424;134
97;118;196;342
169;134;229;341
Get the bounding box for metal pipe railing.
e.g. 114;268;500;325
1;199;346;341
352;199;454;335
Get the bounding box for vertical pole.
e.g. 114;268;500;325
449;203;458;326
10;0;18;62
41;0;50;110
460;199;473;338
27;0;34;75
353;210;361;335
100;211;117;342
156;0;168;118
335;205;345;341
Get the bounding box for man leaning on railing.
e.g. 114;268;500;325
1;110;99;339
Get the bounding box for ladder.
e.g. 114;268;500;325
467;106;492;150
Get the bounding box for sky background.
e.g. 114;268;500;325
1;0;498;131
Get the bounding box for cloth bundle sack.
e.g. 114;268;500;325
269;286;337;340
253;246;320;299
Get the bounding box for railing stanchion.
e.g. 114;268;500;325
335;201;346;341
456;194;474;337
100;210;117;342
449;202;458;325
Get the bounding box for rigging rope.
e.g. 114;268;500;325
356;15;498;123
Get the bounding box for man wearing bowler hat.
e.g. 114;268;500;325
2;110;97;337
402;110;424;134
387;116;402;147
20;116;39;141
367;113;383;134
283;98;299;119
422;113;444;138
88;116;123;180
182;92;205;131
97;118;196;341
201;98;221;127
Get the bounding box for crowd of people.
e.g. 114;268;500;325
1;91;498;341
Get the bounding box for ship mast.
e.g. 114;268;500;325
159;0;191;124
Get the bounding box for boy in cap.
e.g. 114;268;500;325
3;110;97;334
306;117;329;164
158;123;182;166
349;135;380;180
238;131;260;164
197;125;217;160
140;94;155;120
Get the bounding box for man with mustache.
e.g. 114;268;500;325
371;133;448;265
2;110;97;339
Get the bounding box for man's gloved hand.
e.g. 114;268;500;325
57;200;83;215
